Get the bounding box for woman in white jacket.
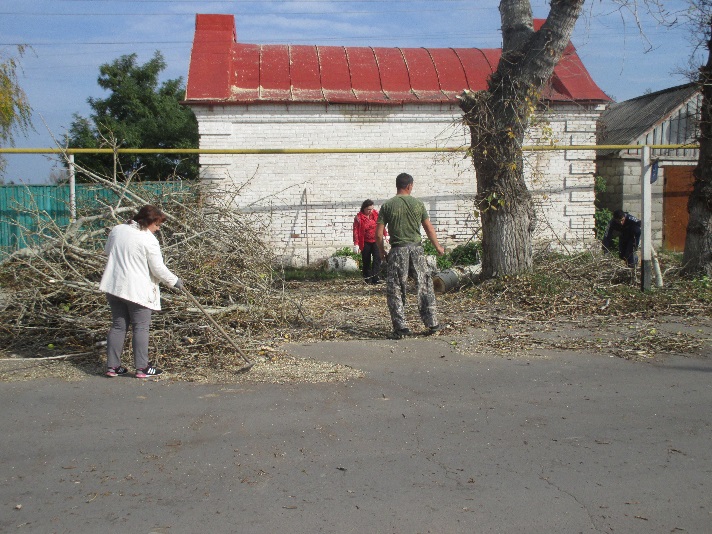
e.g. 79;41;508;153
99;205;182;378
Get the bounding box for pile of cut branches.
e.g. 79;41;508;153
0;176;310;379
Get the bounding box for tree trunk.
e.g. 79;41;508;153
682;22;712;277
459;0;584;278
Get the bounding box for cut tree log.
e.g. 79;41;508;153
432;265;482;293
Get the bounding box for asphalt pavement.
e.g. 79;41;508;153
1;337;711;533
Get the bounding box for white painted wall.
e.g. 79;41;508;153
193;102;606;266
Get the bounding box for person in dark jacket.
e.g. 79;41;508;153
602;209;641;268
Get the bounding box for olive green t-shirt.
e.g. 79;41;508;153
377;194;429;246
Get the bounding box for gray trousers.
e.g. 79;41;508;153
106;294;152;370
385;244;438;331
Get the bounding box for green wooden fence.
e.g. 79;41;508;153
0;182;187;258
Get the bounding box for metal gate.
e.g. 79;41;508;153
0;182;186;258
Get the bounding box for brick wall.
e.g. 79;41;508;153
194;102;605;265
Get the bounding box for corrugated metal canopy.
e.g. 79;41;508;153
598;83;700;146
186;14;610;105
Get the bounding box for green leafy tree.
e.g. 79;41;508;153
0;45;33;179
68;51;198;181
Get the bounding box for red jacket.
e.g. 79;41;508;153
353;209;385;251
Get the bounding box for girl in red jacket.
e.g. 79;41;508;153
353;199;385;284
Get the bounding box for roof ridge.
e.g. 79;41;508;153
611;82;697;106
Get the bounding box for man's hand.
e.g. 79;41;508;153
422;220;444;256
376;222;387;261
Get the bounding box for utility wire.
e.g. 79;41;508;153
52;0;474;3
1;7;495;16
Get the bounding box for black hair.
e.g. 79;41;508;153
613;209;625;220
396;172;414;190
360;199;374;212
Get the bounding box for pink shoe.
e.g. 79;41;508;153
106;366;128;377
135;366;163;378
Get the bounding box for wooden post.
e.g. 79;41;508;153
640;146;652;291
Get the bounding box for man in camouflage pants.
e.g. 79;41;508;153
376;172;445;339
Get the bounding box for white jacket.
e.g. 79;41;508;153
99;221;178;310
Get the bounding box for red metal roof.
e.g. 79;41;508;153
186;14;610;105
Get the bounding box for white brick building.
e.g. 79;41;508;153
186;15;610;265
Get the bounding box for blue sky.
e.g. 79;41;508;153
0;0;702;183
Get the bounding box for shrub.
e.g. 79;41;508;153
423;240;481;270
594;176;613;241
450;241;481;266
423;241;452;269
332;246;361;265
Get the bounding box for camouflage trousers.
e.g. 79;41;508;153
385;244;438;331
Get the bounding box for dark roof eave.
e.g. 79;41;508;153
542;98;610;104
